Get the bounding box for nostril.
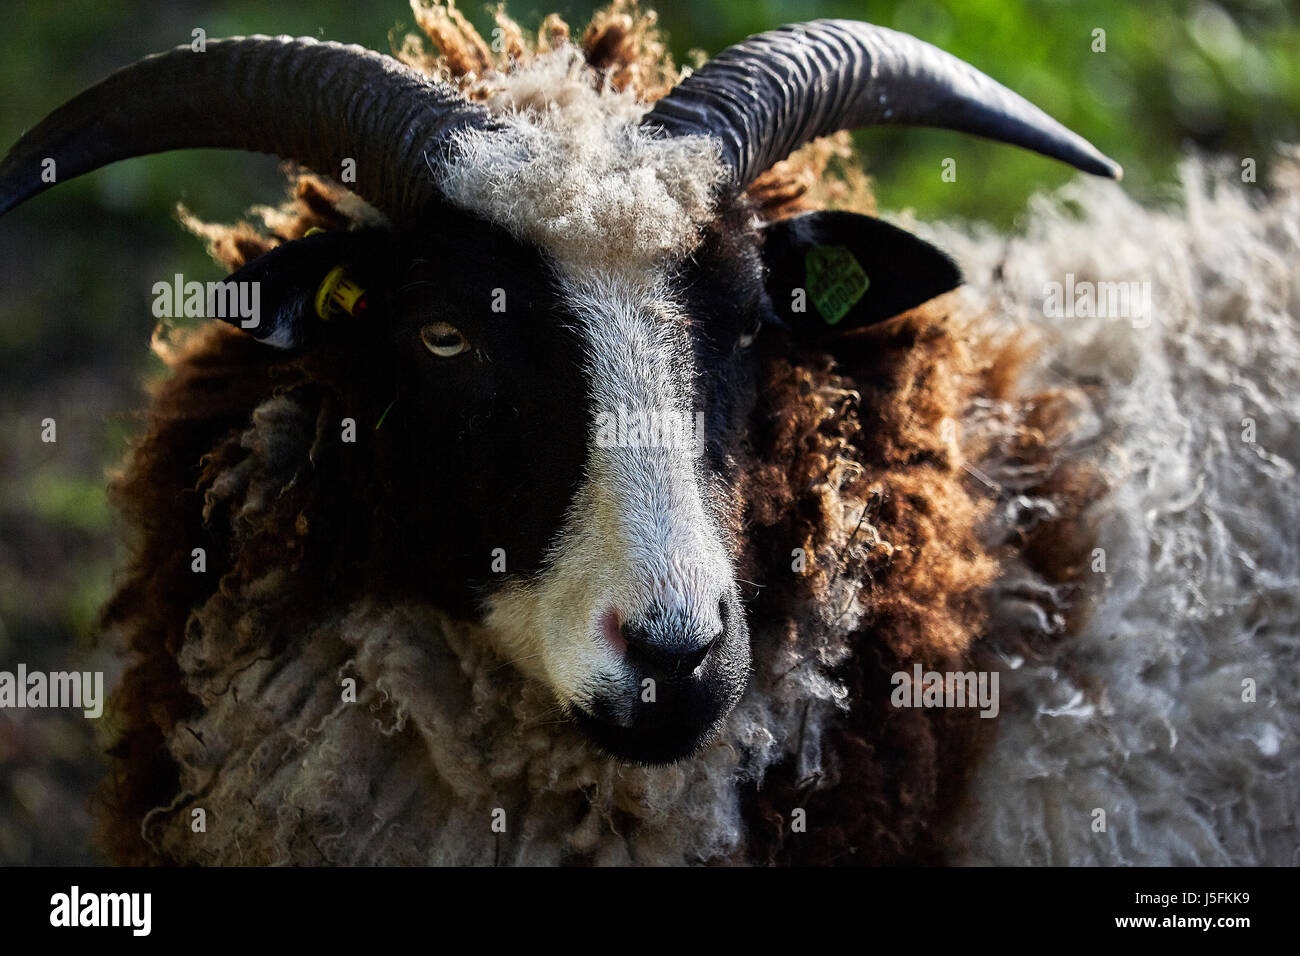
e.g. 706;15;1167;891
675;642;712;674
621;607;722;677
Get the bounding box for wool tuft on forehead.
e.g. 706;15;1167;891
437;49;727;275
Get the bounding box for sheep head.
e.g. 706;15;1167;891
0;20;1119;764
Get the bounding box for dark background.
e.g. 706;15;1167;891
1;0;1296;864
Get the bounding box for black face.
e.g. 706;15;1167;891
679;201;770;480
384;201;766;763
372;212;594;617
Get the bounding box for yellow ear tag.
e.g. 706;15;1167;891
314;264;369;320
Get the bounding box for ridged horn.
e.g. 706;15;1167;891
642;19;1122;188
0;35;496;220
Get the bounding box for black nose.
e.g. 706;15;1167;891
621;601;726;678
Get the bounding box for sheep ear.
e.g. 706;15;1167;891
760;210;962;340
208;228;391;349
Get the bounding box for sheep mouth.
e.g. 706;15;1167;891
569;632;750;765
570;693;736;765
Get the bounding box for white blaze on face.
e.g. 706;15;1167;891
442;54;733;708
484;274;736;711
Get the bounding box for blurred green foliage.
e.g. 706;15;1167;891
0;0;1296;863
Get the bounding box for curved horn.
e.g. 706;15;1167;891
642;19;1121;189
0;36;495;220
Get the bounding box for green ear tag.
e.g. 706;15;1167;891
805;245;870;325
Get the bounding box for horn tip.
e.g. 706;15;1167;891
1075;149;1123;181
1084;150;1123;180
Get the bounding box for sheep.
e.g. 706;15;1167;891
2;1;1294;866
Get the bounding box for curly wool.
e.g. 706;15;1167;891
933;155;1300;865
438;51;726;277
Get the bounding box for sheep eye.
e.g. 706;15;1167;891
420;322;469;358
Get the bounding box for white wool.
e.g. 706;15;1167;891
437;50;726;276
156;575;849;864
928;153;1300;865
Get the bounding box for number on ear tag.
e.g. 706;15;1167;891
805;245;870;325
